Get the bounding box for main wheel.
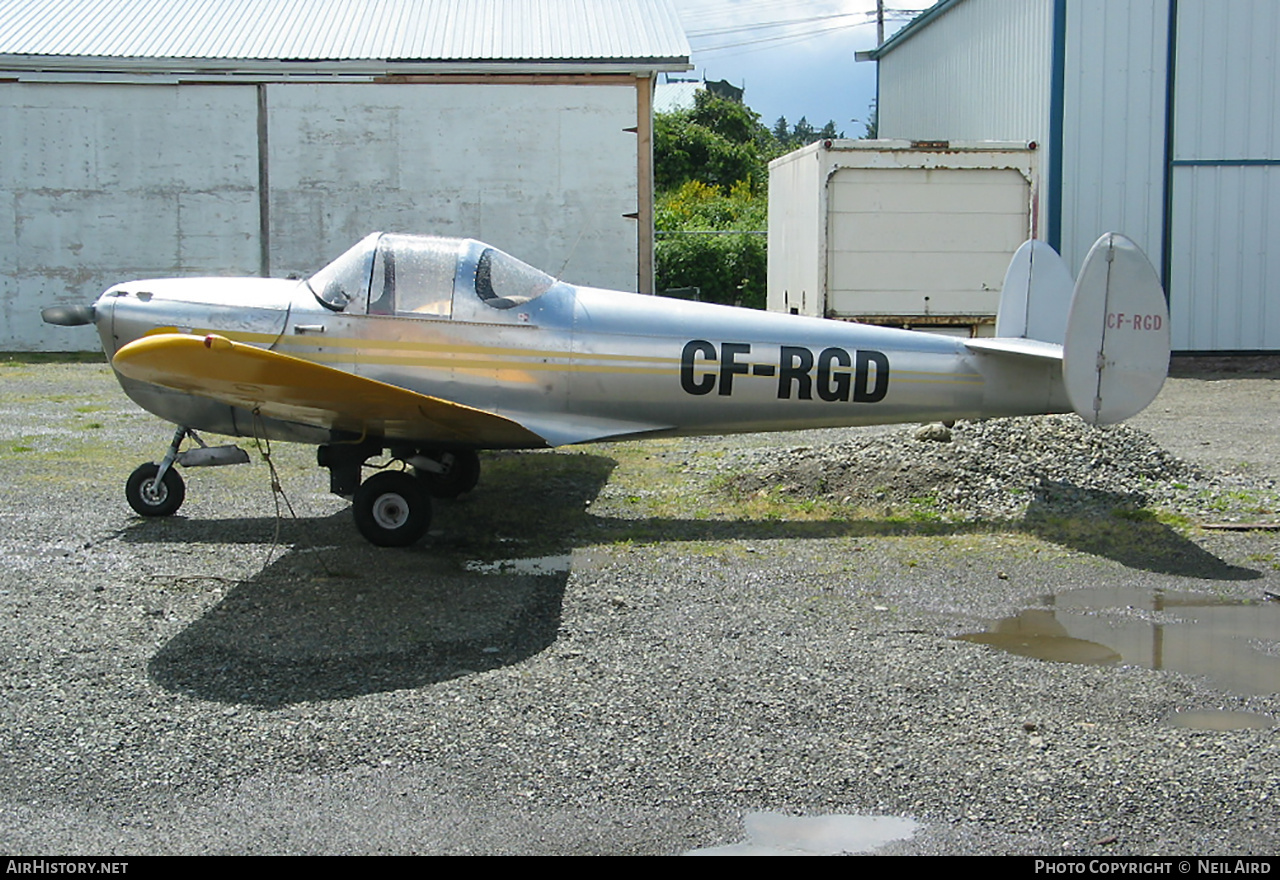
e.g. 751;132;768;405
125;462;186;517
414;450;481;499
353;471;431;547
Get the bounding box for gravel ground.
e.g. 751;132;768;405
1;360;1278;855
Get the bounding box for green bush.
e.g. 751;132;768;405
654;180;767;309
656;232;766;309
653;92;788;308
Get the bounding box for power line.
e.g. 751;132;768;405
691;19;875;55
686;10;871;39
679;4;928;56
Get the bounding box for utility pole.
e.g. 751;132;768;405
876;0;885;45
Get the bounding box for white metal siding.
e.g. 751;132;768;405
1173;0;1279;163
1168;0;1280;350
878;0;1053;145
1170;166;1279;350
875;0;1053;241
873;0;1280;351
2;82;260;350
766;146;823;315
1058;0;1168;274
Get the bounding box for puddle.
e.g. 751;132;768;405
686;812;919;856
1165;710;1276;730
956;587;1280;695
463;549;615;576
956;610;1122;664
464;555;573;576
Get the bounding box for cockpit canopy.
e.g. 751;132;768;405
307;233;567;318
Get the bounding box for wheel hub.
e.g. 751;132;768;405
371;492;409;530
142;479;167;505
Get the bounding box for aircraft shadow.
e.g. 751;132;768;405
143;455;1257;706
146;453;619;707
1020;481;1260;581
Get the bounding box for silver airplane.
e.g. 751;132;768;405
42;231;1170;546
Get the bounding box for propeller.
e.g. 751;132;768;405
41;304;96;326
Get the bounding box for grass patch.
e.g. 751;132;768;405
1;352;106;365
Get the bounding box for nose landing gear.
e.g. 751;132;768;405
125;426;251;517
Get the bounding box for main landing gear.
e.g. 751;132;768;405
319;443;481;546
127;428;481;547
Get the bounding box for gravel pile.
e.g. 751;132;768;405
720;415;1280;522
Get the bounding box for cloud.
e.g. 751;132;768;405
666;0;889;132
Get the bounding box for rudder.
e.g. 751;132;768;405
1061;233;1170;425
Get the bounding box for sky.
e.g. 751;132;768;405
666;0;927;138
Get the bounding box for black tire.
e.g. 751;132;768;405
414;450;481;499
353;471;431;547
125;462;186;517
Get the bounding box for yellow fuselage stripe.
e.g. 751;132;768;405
188;327;985;385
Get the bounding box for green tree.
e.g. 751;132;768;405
652;91;778;308
654;90;775;194
771;115;790;144
655;180;767;307
791;116;816;145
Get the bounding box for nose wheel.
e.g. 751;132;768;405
352;471;431;547
125;462;186;517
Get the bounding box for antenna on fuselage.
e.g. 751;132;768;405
554;223;590;283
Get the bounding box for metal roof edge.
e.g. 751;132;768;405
768;137;1035;169
866;0;969;60
0;55;692;78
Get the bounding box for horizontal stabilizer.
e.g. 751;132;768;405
963;337;1063;362
113;333;548;447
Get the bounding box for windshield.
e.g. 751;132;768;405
307;233;379;310
473;246;559;309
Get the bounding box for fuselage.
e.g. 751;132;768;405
91;234;1071;449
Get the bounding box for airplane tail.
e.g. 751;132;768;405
967;233;1170;425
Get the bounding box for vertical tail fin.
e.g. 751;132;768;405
1061;233;1170;425
994;239;1074;345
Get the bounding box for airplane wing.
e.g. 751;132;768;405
112;333;549;448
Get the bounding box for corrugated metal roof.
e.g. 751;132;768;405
0;0;690;65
